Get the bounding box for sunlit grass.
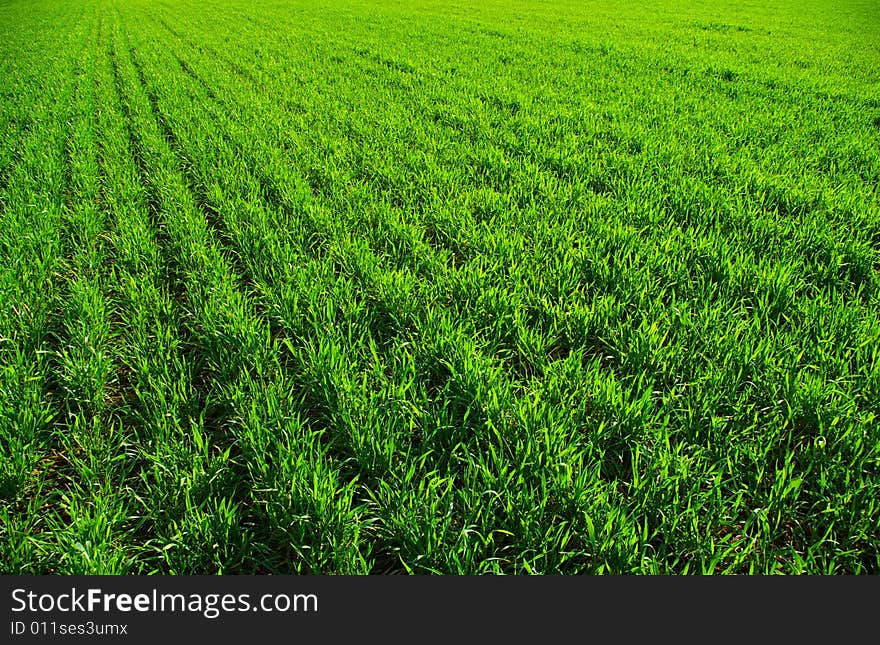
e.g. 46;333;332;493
1;0;878;574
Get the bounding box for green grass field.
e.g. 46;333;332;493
1;0;878;574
